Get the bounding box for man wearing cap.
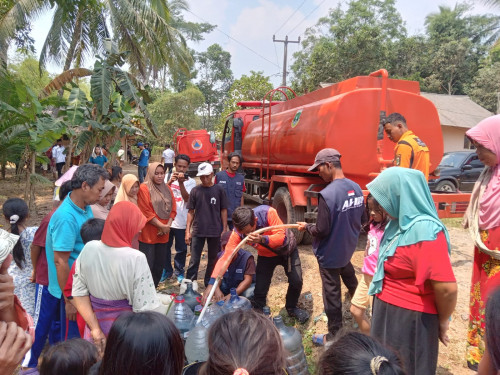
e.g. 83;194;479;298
383;112;430;180
185;162;228;286
297;148;364;345
137;142;149;183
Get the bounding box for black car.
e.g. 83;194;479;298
428;151;484;192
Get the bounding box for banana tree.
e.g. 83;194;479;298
41;43;157;165
0;73;66;211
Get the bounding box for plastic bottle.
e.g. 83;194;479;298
181;281;202;311
263;306;272;320
167;295;194;339
200;300;225;328
223;288;252;313
273;316;308;375
184;323;209;364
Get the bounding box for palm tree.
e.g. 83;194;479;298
0;0;193;80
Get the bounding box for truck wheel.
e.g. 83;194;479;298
273;187;305;244
301;231;313;245
436;180;456;193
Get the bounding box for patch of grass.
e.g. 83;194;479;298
441;218;464;229
302;327;317;374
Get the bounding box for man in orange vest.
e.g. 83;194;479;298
383;113;430;180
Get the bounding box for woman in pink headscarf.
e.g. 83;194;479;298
463;115;500;370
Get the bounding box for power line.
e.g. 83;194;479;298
287;0;329;36
185;9;280;69
274;0;307;35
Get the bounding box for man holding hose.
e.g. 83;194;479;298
203;205;310;324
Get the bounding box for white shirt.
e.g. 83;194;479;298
162;148;175;164
72;240;161;312
52;145;66;163
169;177;197;229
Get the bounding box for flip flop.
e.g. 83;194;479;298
312;333;327;346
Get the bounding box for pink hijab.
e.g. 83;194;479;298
466;115;500;229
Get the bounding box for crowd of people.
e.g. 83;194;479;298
0;112;498;375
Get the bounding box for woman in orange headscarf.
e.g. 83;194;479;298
114;174;140;205
137;163;177;287
72;201;162;352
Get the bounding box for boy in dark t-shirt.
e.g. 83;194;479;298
185;163;228;286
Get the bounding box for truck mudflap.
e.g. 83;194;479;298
305;188;471;220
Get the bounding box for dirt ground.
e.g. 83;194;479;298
0;164;476;374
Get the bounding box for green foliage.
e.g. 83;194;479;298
216;71;273;136
466;62;500;112
196;44;234;131
148;85;205;145
420;3;500;94
8;55;53;96
290;0;500;97
291;0;407;92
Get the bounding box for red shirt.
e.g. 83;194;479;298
31;208;57;286
377;231;456;314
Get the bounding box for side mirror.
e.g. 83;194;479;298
462;165;473;171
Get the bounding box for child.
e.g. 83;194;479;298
350;194;388;334
318;331;405;375
39;338;98;375
191;309;286;375
2;198;37;318
216;231;256;300
64;218;106;338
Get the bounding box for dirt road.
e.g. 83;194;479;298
0;166;476;374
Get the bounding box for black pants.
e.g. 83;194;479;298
253;250;303;310
186;236;220;287
163;163;173;173
56;162;65;178
319;262;358;340
139;241;168;287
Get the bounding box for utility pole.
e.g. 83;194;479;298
273;35;300;87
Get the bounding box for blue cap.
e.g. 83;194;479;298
137;142;144;147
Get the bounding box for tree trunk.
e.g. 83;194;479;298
58;9;84;97
24;151;37;214
1;161;5;179
64;137;75;171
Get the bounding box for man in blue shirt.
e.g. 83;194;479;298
298;148;364;346
20;164;108;375
137;142;150;183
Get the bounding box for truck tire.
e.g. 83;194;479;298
272;187;305;244
436;180;456;193
301;231;313;245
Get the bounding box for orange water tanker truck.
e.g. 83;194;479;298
221;69;470;243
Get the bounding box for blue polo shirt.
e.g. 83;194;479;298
138;149;150;167
89;155;108;166
46;192;94;298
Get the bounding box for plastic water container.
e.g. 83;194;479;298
167;296;194;338
181;282;202;311
184;323;209;364
223;288;252;313
200;300;225;328
263;306;272;320
273;316;308;375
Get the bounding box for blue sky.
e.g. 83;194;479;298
25;0;500;87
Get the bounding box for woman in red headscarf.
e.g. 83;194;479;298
137;162;177;287
71;201;162;354
463;115;500;370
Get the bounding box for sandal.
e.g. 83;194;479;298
312;333;327;346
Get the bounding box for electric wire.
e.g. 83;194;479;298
274;0;307;35
185;8;280;69
287;0;329;36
